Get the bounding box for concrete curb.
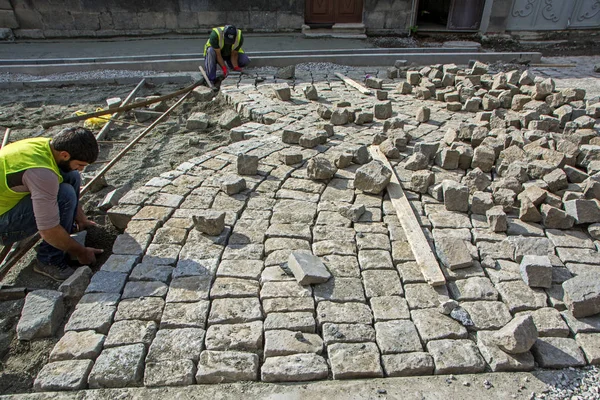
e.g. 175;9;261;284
0;75;196;89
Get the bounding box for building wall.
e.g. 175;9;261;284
2;0;416;38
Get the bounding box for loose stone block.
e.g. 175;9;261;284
273;83;291;101
144;360;196;387
354;161;392;195
34;360;93;391
516;308;570;337
58;266;93;300
192;210;225;236
477;331;535;372
374;101;393;119
236;154;259;175
563;273;600;318
280;150;303;165
220;174;246;195
448;277;498;301
576;333;600;364
261;353;328;382
146;328;205;362
375;320;423;354
17;290;64;341
416;106;430;123
88;344;145;388
487;206;507;232
531;337;586;368
264;330;323;357
427;339;486;374
49;330;105;362
435;237;473;270
307;156;337;180
196;350;259;383
564;199;600;224
493;314;538;354
461;301;512;330
328;342;383;379
287;250;331;285
520;255;552;288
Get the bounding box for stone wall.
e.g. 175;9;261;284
2;0;418;39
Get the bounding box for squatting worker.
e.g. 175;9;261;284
204;25;250;84
0;127;103;281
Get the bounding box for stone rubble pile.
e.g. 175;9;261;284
22;61;600;392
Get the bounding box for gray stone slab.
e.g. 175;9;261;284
104;320;157;348
196;350;259;383
381;352;434;377
122;281;169;299
321;323;376;345
411;309;468;343
100;255;139;274
264;330;323;357
556;247;600;265
216;260;264;280
114;297;165;322
142;244;182;265
576;333;600;364
287;250;331;285
129;263;173;283
313;277;366;303
516;308;570;337
160;301;209;329
85;271;127;294
460;301;512;331
546;229;595;249
34;360;93;391
322;255;361;277
427;339;486;375
328;342;383;379
144;360;196;387
262;297;315;314
404;283;444;309
112;233;152;256
496;281;548;313
88;344;145;388
563;273;600;318
166;276;212;303
260;281;313;299
208;297;263;325
316;301;373;326
64;303;116;334
396;262;426;284
49;330;105;362
477;331;535;372
205;321;263;353
362;270;404;298
561;311;600;335
264;312;315;333
370;296;410;322
448;277;498;301
358;250;394;270
146;328;205;362
261;353;329;382
375;320;423;354
531;337;586;368
484;259;521;284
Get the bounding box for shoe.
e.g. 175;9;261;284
33;259;75;282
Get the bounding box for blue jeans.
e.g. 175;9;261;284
0;170;81;265
204;47;251;82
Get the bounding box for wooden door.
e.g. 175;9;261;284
306;0;363;25
447;0;485;30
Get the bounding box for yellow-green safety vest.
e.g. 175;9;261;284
0;138;63;216
204;26;244;56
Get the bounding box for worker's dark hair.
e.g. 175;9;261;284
51;127;99;163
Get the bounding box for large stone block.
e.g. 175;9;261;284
563;273;600;318
17;290;64;341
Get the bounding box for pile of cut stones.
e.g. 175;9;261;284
9;60;600;392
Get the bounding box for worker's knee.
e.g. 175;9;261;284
57;183;77;213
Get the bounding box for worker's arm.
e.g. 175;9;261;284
231;50;240;69
75;204;96;230
214;47;226;69
39;225;102;265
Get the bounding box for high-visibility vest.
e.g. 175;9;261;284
0;138;63;216
204;26;244;56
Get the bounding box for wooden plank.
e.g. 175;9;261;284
96;78;146;141
369;145;446;287
334;72;372;95
1;127;10;148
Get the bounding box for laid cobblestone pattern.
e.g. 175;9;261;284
31;61;600;391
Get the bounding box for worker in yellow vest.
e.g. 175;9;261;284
0;127;102;281
204;25;250;84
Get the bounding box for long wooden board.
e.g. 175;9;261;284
369;145;446;286
334;73;372;95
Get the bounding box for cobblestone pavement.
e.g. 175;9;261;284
29;61;600;392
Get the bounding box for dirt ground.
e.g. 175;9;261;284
0;81;231;394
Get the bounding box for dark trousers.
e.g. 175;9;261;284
204;47;251;82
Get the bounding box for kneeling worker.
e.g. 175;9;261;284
204;25;250;84
0;127;103;281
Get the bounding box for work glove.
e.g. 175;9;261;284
221;65;228;77
233;66;242;72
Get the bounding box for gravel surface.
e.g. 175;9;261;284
533;366;600;400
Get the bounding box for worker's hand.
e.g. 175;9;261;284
221;65;228;77
76;247;103;265
75;218;97;231
233;66;242;72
